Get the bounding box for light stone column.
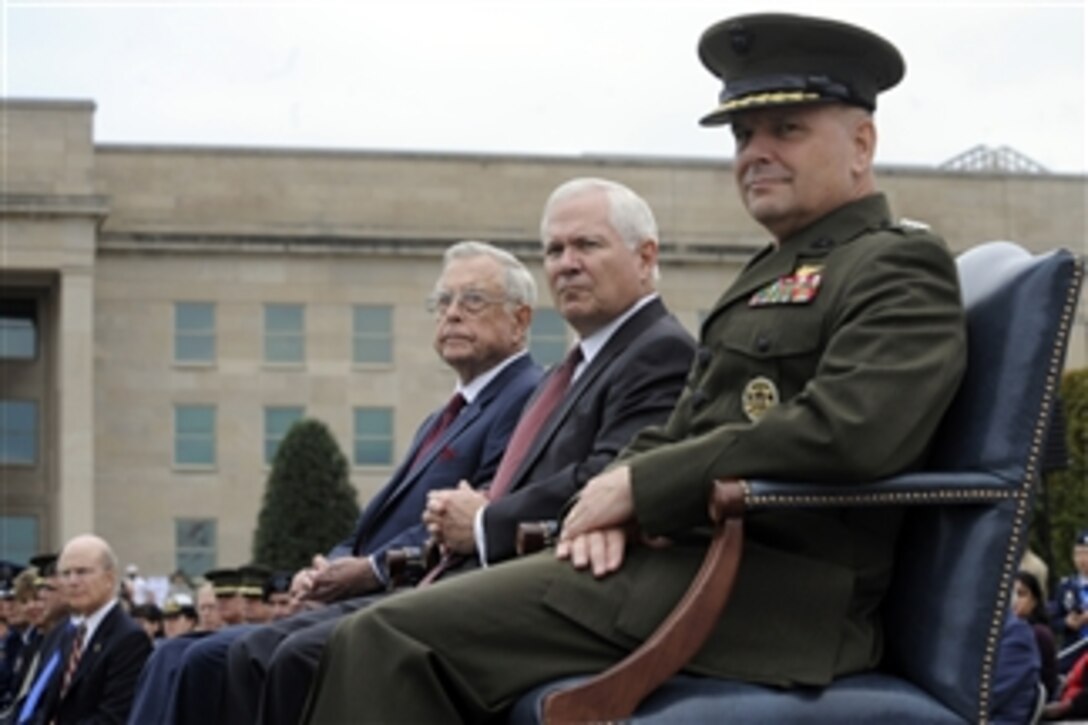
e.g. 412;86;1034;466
55;266;95;538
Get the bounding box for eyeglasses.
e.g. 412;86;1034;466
425;289;511;317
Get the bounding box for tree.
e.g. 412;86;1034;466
1031;367;1088;590
253;419;359;572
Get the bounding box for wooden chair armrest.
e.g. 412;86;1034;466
542;480;747;724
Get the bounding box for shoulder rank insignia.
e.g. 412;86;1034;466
897;217;931;230
749;264;823;306
742;376;779;422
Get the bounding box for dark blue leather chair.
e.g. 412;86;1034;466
512;242;1082;724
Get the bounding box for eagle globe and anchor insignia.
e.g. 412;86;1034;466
742;376;780;422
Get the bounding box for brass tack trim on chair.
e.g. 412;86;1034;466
745;489;1014;508
977;255;1084;724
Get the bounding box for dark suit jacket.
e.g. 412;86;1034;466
328;354;542;566
478;298;696;563
543;195;968;687
36;603;151;725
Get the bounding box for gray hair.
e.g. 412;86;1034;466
442;240;537;306
540;177;659;250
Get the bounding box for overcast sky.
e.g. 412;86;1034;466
2;0;1085;174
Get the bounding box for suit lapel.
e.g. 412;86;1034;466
503;299;668;492
366;356;528;527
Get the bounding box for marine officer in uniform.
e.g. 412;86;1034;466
302;13;969;723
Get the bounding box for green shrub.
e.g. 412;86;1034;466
253;419;359;571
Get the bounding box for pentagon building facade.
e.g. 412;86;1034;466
2;99;1084;574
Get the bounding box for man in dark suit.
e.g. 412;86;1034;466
231;177;695;725
301;14;968;724
19;534;151;725
145;239;544;725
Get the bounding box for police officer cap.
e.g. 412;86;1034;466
238;563;272;599
204;567;241;596
163;593;198;619
1076;529;1088;547
697;13;905;126
264;570;293;598
0;560;24;598
29;553;58;582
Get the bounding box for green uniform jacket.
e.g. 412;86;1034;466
542;194;967;687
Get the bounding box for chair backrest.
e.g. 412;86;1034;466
880;242;1081;722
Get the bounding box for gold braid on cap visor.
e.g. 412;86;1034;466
715;90;823;113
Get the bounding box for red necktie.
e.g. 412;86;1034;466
487;346;582;501
60;623;85;698
411;393;466;469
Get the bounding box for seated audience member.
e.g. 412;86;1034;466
1012;570;1059;700
2;555;69;718
0;568;31;711
225;178;695;725
300;13;970;724
204;568;246;627
238;565;275;625
194;582;220;632
264;571;296;622
162;594;199;639
1053;528;1088;649
15;534;151;724
136;239;545;725
131;603;165;642
991;612;1042;725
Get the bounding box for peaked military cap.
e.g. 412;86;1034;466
29;553;58;585
238;563;272;598
697;13;905;126
1076;529;1088;547
0;560;23;598
264;569;293;598
204;567;242;597
163;592;198;619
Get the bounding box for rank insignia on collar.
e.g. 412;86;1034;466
749;264;823;306
742;376;779;422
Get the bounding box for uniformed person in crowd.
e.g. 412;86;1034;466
162;594;200;639
1053;529;1088;647
203;568;246;627
300;12;969;724
264;571;296;622
0;562;26;711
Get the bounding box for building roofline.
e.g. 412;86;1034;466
93;141;1086;180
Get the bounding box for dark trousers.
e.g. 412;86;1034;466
225;597;379;725
172;625;257;725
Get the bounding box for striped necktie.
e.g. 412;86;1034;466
59;623;85;697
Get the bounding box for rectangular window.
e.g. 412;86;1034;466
353;407;393;466
175;302;216;363
264;406;304;464
352;305;393;364
264;304;305;364
0;516;38;565
174;405;216;467
175;518;217;577
0;400;37;465
530;309;569;366
0;299;37;360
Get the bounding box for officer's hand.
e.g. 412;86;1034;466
560;466;635;542
304;557;379;603
557;526;628;578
